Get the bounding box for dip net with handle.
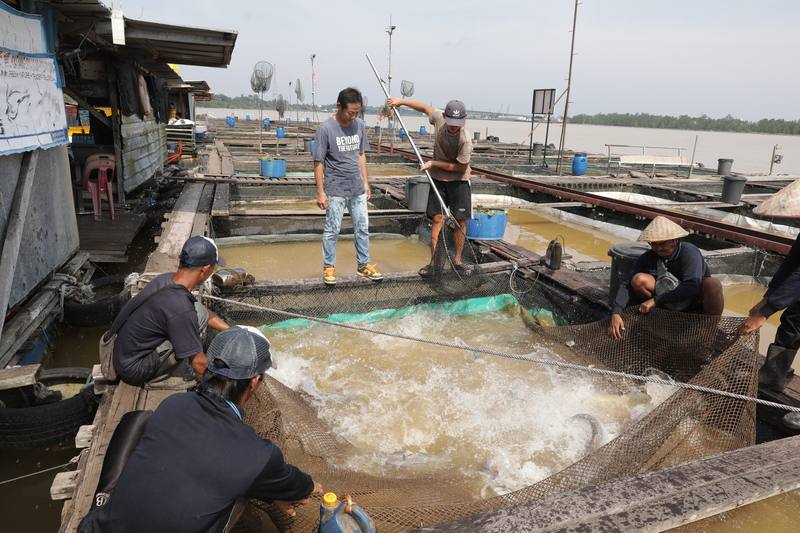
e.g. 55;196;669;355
209;258;759;532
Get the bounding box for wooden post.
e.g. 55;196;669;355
106;62;126;206
0;150;39;341
687;135;699;179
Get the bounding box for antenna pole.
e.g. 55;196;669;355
386;15;396;152
557;0;579;175
310;54;317;123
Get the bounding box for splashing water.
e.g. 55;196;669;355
264;301;673;496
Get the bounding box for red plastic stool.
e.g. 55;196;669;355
82;154;116;221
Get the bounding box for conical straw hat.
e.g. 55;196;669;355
753;179;800;218
638;216;689;242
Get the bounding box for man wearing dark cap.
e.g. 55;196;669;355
79;326;321;533
387;97;473;275
109;235;230;386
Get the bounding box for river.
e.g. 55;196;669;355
199;107;800;176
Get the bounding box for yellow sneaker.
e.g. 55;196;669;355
323;266;336;286
357;263;383;282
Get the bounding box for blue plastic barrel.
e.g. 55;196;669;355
467;211;508;240
276;127;286;139
225;116;235;128
260;158;272;177
419;126;427;136
572;153;588;176
245;115;251;122
271;159;286;178
262;117;270;129
399;127;406;140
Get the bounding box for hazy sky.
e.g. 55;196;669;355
122;0;799;121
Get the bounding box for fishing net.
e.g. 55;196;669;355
208;246;758;532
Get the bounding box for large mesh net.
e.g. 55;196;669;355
208;229;759;532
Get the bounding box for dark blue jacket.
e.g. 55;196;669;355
761;234;800;318
79;390;313;533
612;241;710;314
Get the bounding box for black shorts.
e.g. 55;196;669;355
426;179;472;221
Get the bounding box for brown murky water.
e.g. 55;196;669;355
504;209;783;356
673;490;800;532
366;163;419;176
218;237;431;280
503;209;622;262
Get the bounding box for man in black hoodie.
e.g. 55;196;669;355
79;326;321;533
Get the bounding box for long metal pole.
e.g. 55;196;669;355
310;54;317;123
366;53;449;217
557;0;579;175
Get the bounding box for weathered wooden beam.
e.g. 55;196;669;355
60;383;143;532
0;150;39;341
145;183;205;273
0;252;90;366
418;435;800;532
62;87;111;129
0;364;41;390
211;183;230;217
106;62;126;205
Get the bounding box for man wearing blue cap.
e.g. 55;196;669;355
387;97;473;275
108;235;230;386
79;326;321;533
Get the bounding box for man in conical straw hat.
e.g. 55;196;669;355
609;216;724;339
741;180;800;393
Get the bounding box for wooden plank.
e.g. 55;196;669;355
0;150;39;340
191;184;215;237
211;183;230;217
0;290;58;367
146;183;205;273
60;383;142;532
0;364;41;390
106;64;126;204
420;435;800;532
51;471;81;501
62;87;111;129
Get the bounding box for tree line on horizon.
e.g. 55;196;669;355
204;94;799;135
570;112;800;135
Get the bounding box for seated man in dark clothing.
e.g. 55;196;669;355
79;326;322;533
609;216;724;339
111;235;230;385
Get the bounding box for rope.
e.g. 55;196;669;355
0;456;79;486
203;294;800;414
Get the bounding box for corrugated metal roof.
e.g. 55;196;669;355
52;0;237;69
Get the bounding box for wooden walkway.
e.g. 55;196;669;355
77;211;146;263
57;178;213;532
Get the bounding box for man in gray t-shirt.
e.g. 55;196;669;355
313;87;382;285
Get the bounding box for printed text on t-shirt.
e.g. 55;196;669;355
336;134;361;152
